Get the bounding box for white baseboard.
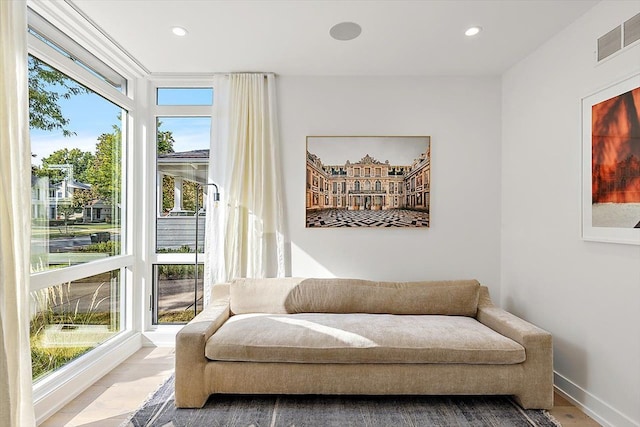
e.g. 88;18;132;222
34;332;142;425
554;371;639;427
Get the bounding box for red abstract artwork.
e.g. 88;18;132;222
591;87;640;203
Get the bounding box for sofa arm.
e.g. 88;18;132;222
476;286;553;409
476;287;550;347
175;299;230;408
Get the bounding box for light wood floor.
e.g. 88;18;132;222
39;346;601;426
39;347;175;427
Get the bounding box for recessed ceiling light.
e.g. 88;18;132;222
172;26;188;37
330;22;362;41
465;26;482;37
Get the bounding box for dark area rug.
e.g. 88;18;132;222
123;375;560;427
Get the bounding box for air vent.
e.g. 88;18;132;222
623;12;640;47
597;26;622;61
597;12;640;63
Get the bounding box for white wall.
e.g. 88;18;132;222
278;76;503;298
502;2;640;426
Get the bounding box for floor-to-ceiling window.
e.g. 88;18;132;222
27;8;135;386
150;85;213;324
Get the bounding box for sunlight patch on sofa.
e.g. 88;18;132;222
268;316;378;347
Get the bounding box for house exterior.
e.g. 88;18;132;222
30;175;113;222
83;199;113;223
31;176;88;220
156;149;209;216
306;148;430;212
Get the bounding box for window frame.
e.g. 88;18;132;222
27;34;134;294
145;78;214;332
26;2;141;418
28;33;131;114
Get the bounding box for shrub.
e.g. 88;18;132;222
157;245;193;254
78;240;120;254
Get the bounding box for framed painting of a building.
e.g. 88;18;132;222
582;72;640;245
306;136;431;228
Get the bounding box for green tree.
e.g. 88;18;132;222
57;199;76;234
72;188;95;211
28;55;87;137
81;120;177;213
157;128;175;155
162;176;175;213
87;125;121;204
39;148;95;183
157;121;177;213
181;182;203;212
161;177;202;213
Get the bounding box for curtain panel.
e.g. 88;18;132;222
204;73;285;301
0;0;36;425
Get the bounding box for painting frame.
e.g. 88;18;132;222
581;72;640;245
305;136;431;228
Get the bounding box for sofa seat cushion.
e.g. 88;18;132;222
205;313;525;365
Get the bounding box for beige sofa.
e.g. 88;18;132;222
175;278;553;409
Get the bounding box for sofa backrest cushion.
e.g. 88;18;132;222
230;278;306;314
230;278;480;316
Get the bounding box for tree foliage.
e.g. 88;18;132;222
37;148;95;183
157;127;175;155
181;182;202;212
160;178;202;213
157;121;178;212
87;125;121;203
72;188;95;210
162;176;175;212
28;56;87;137
56;199;76;233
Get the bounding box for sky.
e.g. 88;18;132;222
30;84;213;165
30;91;120;162
307;136;430;166
157;117;211;153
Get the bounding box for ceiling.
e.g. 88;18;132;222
70;0;599;76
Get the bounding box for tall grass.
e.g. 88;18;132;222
30;281;118;380
157;310;196;323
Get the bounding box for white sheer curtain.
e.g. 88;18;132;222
0;1;36;426
204;73;285;301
